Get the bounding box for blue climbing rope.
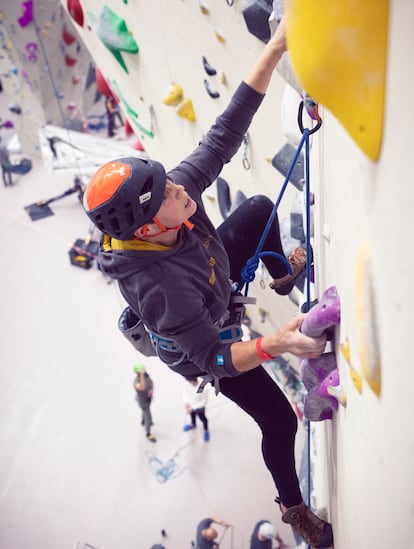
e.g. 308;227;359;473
145;444;190;483
238;127;311;296
238;100;322;548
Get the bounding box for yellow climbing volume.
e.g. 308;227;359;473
286;0;389;161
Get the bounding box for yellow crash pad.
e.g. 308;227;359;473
286;1;389;161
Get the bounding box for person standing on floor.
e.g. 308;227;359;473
0;136;12;186
133;363;156;442
182;377;210;441
105;96;117;137
194;516;231;549
250;520;284;549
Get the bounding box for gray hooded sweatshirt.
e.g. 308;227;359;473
99;82;264;380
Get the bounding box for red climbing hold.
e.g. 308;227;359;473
67;0;84;27
95;67;112;97
124;119;134;137
64;54;77;67
62;27;76;45
134;138;145;152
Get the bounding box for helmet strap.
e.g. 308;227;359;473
140;217;194;238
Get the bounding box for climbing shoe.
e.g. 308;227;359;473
276;499;333;548
270;247;307;296
146;433;157;443
183;424;196;432
203;431;210;442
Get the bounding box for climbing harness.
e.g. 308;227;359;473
148;291;256;370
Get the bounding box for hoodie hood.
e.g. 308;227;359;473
98;232;181;280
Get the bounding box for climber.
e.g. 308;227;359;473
82;18;333;549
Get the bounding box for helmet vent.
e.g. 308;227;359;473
123;202;135;226
109;215;121;235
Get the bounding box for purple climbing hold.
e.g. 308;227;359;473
18;0;33;27
301;351;337;391
303;368;340;421
301;285;340;338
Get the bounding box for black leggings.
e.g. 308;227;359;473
190;408;209;431
217;195;290;285
216;195;302;506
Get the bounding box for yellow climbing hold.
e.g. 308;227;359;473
177;99;196;122
355;241;381;396
349;366;363;394
340;337;363;393
339;338;351;364
163;82;184;106
199;0;209;15
214;28;226;43
286;0;389;161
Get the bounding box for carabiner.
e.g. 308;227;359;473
298;100;322;135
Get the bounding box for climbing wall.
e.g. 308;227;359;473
0;2;96;156
282;2;414;549
57;2;414;548
1;1;413;548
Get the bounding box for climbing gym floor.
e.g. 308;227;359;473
0;136;306;547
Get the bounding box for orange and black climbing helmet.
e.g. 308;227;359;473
83;157;166;240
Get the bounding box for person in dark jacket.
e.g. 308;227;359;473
0;136;12;186
195;516;230;549
133;363;156;442
82;19;333;549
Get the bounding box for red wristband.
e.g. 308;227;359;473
256;336;273;361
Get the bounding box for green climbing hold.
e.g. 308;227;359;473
97;5;139;73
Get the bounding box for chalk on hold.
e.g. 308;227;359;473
327;382;347;407
97;5;139;73
163;82;184;106
97;6;139;53
271;143;304;190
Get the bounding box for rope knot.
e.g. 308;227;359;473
241;256;260;283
